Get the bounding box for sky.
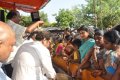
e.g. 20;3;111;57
20;0;87;22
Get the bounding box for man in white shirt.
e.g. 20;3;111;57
12;31;56;80
2;10;44;78
6;10;44;47
0;21;16;80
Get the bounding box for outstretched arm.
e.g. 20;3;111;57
26;21;44;33
78;47;94;69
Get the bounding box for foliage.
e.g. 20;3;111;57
50;22;57;27
55;9;74;29
20;11;49;27
102;11;120;28
54;0;120;29
39;11;48;23
84;0;120;29
20;16;32;27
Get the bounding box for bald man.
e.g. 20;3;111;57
0;21;16;80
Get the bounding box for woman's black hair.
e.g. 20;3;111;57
78;26;94;38
112;24;120;32
104;30;120;45
65;35;73;42
58;37;63;43
78;25;88;32
72;39;82;48
94;30;104;36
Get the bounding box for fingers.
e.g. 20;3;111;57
38;21;44;25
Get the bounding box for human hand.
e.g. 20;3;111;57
37;21;44;26
76;69;82;79
91;70;102;77
62;57;68;61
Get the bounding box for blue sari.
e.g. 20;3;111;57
79;38;95;61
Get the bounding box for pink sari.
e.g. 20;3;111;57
55;43;63;55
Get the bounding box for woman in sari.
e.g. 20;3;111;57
80;30;106;80
81;29;120;80
101;30;120;80
76;26;95;70
111;24;120;80
55;37;64;56
75;26;95;79
84;30;120;80
78;26;95;62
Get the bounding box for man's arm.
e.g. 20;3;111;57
26;21;44;33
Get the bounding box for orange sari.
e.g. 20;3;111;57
82;69;104;80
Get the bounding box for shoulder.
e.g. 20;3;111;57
33;42;50;53
16;42;36;57
88;38;95;43
7;20;26;30
14;43;40;66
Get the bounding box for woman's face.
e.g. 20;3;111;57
94;35;104;47
103;37;113;50
79;30;89;39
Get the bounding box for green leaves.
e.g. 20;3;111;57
55;9;74;29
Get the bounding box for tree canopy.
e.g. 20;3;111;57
54;0;120;29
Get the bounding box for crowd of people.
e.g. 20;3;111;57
51;25;120;80
0;10;120;80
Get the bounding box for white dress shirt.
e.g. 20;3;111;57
12;41;56;80
0;68;11;80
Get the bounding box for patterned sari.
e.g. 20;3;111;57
104;50;120;75
81;50;120;80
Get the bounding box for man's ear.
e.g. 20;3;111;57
0;40;2;47
0;40;2;44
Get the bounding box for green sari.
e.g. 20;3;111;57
79;38;95;61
